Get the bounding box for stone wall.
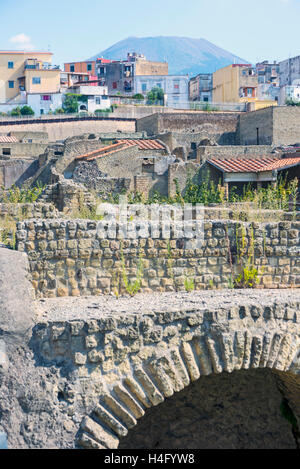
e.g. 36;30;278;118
238;106;300;146
0;159;38;188
196;144;275;163
0;142;48;159
1;245;300;449
0;119;136;143
16;218;300;298
137;112;239;142
0;202;58;221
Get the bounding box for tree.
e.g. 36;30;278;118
20;105;34;116
133;93;145;101
63;95;78;114
147;87;164;105
10;106;22;116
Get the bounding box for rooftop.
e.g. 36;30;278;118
75;139;166;161
207;156;300;173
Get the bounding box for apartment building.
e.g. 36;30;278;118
213;64;258;103
64;60;97;78
213;63;277;110
96;52;168;95
189;73;213;102
279;84;300;105
0;51;62;115
256;60;280;104
279;55;300;87
134;75;189;109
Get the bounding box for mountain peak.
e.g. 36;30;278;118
89;36;248;76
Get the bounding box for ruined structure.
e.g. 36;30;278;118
0;247;300;449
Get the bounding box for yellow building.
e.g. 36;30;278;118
0;51;60;103
212;64;277;110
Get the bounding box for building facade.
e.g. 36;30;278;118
0;51;59;103
65;85;111;113
279;85;300;105
213;64;258;104
134;75;189;109
279;55;300;87
96;53;169;96
64;60;97;78
189;73;213;102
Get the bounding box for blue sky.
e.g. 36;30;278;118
0;0;299;67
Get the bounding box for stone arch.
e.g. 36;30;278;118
76;328;300;449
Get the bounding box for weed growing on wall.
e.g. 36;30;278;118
120;242;144;297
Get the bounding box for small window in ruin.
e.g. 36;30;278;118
2;148;11;156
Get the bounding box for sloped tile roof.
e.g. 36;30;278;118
75;139;165;161
208;157;278;173
258;157;300;172
208;156;300;174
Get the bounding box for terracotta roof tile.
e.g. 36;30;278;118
258;157;300;171
75;139;165;161
208;157;278;173
208;156;300;173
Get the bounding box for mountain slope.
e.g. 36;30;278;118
89;36;249;76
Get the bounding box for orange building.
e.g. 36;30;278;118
64;60;96;76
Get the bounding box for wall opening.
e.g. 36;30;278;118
118;369;297;449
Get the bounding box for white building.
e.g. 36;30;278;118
134;75;189;109
27;92;63;115
66;85;111;113
279;84;300;105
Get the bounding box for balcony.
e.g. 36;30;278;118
25;60;60;71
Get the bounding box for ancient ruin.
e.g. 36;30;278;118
0;108;299;449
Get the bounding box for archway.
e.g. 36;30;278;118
119;368;298;449
76;328;300;449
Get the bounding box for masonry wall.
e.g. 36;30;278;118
238;107;274;146
0;202;58;220
273;107;300;146
238;106;300;146
16;218;300;298
0;119;136;142
0;142;48;158
137;112;239;141
196;144;275;163
0;159;38;188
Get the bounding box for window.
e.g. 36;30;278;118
173;81;180;93
156;83;162;88
2;148;11;156
95;97;101;105
8;61;14;69
113;82;117;89
70;65;75;72
247;88;253;97
32;77;41;85
87;64;92;72
99;67;106;75
142;83;147;92
8;81;14;89
41;95;51;101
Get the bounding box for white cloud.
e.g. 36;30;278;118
9;33;35;51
